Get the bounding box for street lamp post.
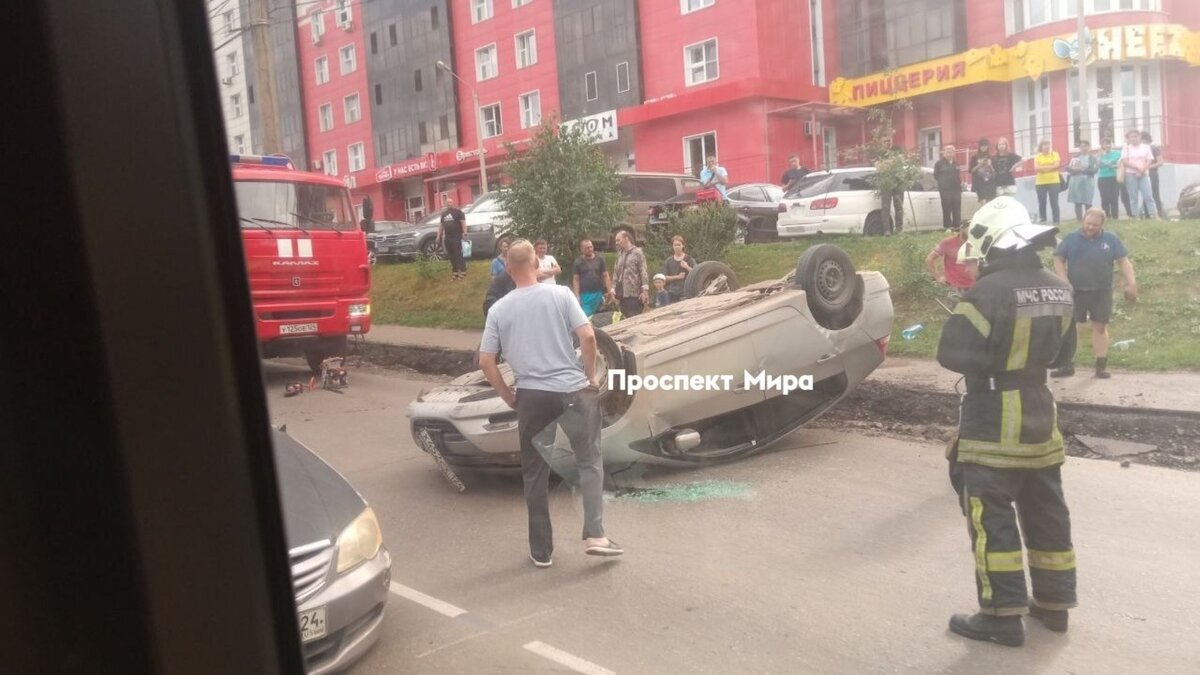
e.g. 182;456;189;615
436;60;488;196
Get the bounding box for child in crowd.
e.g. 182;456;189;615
653;274;671;308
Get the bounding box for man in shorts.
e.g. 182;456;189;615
1052;208;1139;379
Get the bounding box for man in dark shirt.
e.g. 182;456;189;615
1052;208;1138;379
934;145;962;230
436;196;468;280
571;238;612;317
780;154;809;192
992;138;1023;197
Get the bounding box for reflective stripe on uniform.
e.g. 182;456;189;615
1028;549;1076;571
954;301;992;338
1001;389;1022;447
986;550;1025;573
970;496;992;601
957;438;1065;469
1006;317;1032;370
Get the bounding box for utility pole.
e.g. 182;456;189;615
249;0;281;154
437;61;488;195
1076;0;1089;146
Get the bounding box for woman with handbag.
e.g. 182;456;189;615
1067;140;1098;222
1034;140;1062;225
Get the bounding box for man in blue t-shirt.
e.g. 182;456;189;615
479;240;624;567
1052;208;1139;379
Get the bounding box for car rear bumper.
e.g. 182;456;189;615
299;547;391;675
777;215;859;237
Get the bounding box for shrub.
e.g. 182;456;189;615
645;202;738;264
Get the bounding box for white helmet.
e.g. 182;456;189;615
957;196;1057;264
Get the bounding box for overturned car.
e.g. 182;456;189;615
406;244;894;472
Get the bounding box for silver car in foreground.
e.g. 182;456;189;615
272;428;391;673
407;244;893;474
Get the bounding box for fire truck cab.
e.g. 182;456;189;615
231;155;372;372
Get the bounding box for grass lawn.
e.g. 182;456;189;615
370;220;1200;371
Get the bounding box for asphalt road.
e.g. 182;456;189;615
264;361;1200;674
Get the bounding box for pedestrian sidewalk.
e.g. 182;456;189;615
363;324;1200;414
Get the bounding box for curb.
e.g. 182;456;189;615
355;340;477;377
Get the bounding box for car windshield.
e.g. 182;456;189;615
468;195;503;213
785;174;836;199
372;221;403;233
234;180;354;230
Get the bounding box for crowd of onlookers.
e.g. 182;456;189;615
482;230;698;321
933;130;1166;231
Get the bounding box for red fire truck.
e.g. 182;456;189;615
231;155;372;372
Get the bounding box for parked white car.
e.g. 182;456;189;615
777;167;979;237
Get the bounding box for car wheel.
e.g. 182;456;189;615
794;244;863;330
863;211;886;236
419;237;446;260
493;234;512;257
683;261;740;298
571;328;631;426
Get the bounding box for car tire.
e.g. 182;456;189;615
419;237;446;260
794;244;863;330
863;211;886;236
683;261;740;298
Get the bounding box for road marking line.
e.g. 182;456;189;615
416;607;562;659
523;641;615;675
388;581;467;618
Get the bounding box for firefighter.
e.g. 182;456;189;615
937;196;1077;647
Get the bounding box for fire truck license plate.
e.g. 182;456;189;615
280;323;318;335
298;607;327;642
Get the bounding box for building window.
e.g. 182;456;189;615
476;44;498;81
1070;64;1162;146
374;84;382;105
224;10;235;34
414;69;423;92
311;11;326;43
481;103;502;139
681;0;715;14
440;115;451;140
339;44;357;75
513;0;532;6
315;56;329;84
918;128;942;167
226;52;239;78
234;134;246;154
809;0;825;86
1011;0;1162;34
472;0;493;24
684;38;719;86
348;142;365;172
431;6;440;29
323;149;338;176
1012;76;1051;157
389;23;397;46
319;103;334;132
683;132;717;177
585;71;598;101
419;121;429;144
616;61;630;93
370;32;378;54
335;0;353;29
247;85;254;104
515;30;537;69
407;195;426;220
230;93;242;117
344;93;361;123
822;127;838;169
520;91;541;129
378;132;389;156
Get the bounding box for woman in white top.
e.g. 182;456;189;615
534;239;561;284
1120;129;1159;220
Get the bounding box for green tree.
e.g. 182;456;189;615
644;202;738;265
843;100;923;233
497;119;626;260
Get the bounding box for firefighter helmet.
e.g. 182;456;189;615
957;196;1057;263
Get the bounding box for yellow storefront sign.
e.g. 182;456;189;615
830;23;1200;108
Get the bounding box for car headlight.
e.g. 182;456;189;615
349;303;370;317
336;506;383;573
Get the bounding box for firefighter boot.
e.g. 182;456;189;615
948;612;1025;647
1028;604;1069;632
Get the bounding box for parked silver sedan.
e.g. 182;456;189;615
272;428;391;674
407;245;894;474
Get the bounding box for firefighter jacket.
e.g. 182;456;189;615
936;251;1073;469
